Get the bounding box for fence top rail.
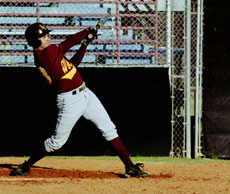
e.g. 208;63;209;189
0;0;156;5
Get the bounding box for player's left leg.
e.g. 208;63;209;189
82;88;148;177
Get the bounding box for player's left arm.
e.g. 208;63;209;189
60;29;88;54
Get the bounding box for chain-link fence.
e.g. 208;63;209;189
169;0;203;158
0;0;204;157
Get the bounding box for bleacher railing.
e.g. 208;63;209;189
0;0;160;67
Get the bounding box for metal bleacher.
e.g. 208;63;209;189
0;1;158;67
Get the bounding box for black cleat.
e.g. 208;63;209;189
10;161;31;176
125;163;149;178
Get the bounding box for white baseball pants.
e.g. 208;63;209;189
44;83;118;152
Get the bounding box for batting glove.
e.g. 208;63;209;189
82;27;97;45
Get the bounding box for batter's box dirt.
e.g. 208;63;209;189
0;164;173;179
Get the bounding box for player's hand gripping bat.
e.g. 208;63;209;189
87;15;109;39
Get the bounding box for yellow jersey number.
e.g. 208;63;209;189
38;67;52;85
60;58;77;80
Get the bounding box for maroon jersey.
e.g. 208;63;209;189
34;29;88;93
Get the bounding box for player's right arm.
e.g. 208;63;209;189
69;44;87;67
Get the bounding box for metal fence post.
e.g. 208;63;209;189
186;0;191;158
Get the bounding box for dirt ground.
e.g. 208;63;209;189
0;157;229;194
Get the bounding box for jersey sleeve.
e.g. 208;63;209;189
69;44;87;67
60;29;88;54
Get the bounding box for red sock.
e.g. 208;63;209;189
28;143;48;167
109;137;134;169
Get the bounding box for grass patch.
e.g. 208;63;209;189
47;156;230;164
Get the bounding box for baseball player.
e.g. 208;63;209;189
9;23;148;178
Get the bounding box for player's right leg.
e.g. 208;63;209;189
9;143;47;176
10;89;87;176
44;89;87;152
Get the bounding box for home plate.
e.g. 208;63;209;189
0;178;44;181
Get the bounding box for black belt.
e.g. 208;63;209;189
72;84;86;95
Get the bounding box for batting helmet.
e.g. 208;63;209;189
25;23;51;48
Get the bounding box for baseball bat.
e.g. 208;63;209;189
88;16;109;39
96;15;109;30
